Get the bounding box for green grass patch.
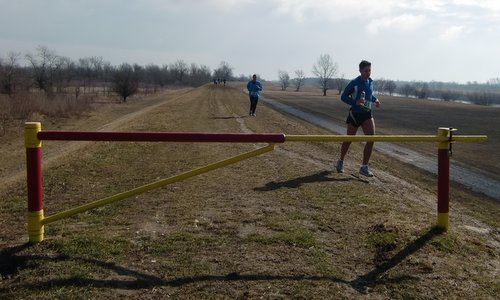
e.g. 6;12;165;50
368;231;398;252
51;235;131;258
152;232;219;254
429;234;456;253
248;227;317;248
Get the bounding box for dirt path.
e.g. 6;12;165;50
0;89;193;190
227;87;498;242
1;85;498;299
261;96;500;200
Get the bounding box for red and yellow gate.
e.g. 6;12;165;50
25;122;487;242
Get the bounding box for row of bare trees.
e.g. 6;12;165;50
276;54;498;105
278;54;348;96
396;81;500;105
0;46;223;102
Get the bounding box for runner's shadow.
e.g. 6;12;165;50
254;170;365;191
211;116;237;119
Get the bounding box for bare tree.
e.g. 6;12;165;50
170;59;189;84
102;61;113;95
399;83;415;97
79;56;104;93
278;70;290;91
312;54;338;96
293;69;305;92
213;61;233;80
78;57;92;93
25;46;59;92
52;56;75;93
487;77;500;86
412;82;430;99
374;78;387;94
440;89;455;101
189;63;211;87
112;63;138;102
0;52;21;96
384;80;397;96
333;74;348;95
90;56;104;92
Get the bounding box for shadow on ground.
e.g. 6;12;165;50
211;115;249;120
254;170;368;191
0;228;442;294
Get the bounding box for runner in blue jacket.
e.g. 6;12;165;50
247;74;263;116
335;60;381;177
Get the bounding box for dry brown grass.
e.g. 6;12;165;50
0;85;498;299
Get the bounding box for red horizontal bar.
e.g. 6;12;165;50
37;131;286;143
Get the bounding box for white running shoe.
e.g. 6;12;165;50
335;160;344;173
359;165;374;177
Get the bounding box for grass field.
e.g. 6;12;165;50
0;85;498;299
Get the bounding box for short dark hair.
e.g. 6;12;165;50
359;60;371;70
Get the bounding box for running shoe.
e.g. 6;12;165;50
359;165;374;177
335;160;344;173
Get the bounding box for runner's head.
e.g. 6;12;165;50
252;74;257;82
359;60;371;80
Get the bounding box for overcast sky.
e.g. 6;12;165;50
0;0;498;82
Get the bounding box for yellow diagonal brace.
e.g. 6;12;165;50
41;143;275;225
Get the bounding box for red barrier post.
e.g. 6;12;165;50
25;122;44;242
37;131;286;143
437;127;454;231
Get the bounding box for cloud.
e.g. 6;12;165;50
270;0;500;35
271;0;397;23
439;25;466;40
135;0;256;13
367;14;426;34
452;0;500;11
398;0;446;12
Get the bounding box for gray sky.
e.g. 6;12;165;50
0;0;498;82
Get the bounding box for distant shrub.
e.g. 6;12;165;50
4;91;92;121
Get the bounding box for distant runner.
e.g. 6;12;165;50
247;74;263;116
335;60;381;177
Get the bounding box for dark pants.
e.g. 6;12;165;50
249;96;259;114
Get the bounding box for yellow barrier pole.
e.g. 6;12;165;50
449;135;487;143
285;134;487;143
40;143;275;225
285;135;439;142
25;122;45;242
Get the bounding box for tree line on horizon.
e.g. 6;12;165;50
2;46;499;107
276;54;500;106
0;46;237;102
0;46;241;135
